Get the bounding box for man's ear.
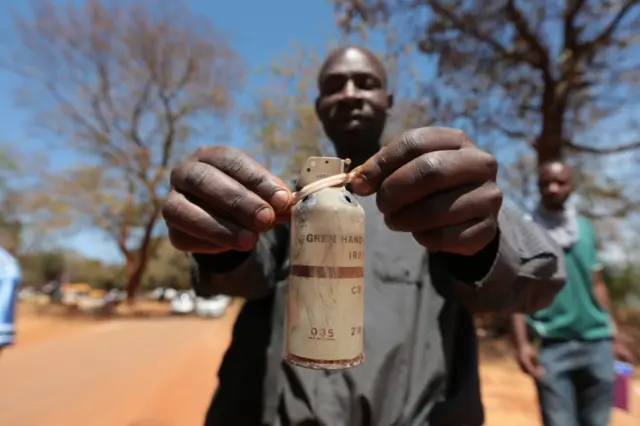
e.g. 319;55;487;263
387;93;394;110
314;97;321;117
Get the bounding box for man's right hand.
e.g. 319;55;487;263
162;146;293;254
516;343;545;379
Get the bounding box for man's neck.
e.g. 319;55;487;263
334;142;381;169
537;204;570;221
540;204;563;212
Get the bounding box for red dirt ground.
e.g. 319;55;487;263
0;301;637;425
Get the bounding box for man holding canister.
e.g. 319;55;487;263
164;46;566;426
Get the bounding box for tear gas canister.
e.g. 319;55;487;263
285;156;366;370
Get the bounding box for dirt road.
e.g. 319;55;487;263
0;303;637;425
0;309;236;426
480;360;639;426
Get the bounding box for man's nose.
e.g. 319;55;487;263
339;80;359;102
548;183;560;193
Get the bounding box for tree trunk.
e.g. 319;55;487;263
124;207;162;303
535;81;567;164
125;257;149;304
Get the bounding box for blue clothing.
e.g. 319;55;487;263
0;247;21;348
536;339;614;426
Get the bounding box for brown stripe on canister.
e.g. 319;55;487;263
290;265;364;279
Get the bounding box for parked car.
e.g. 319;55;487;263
163;288;178;301
18;287;38;301
195;295;231;318
170;291;195;315
60;283;92;306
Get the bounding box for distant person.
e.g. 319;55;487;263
0;247;22;355
511;160;633;426
42;278;62;303
163;45;566;426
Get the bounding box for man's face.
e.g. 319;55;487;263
316;48;391;149
538;162;573;210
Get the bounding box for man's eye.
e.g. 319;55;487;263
355;75;378;89
322;77;346;94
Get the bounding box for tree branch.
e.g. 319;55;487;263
128;78;153;149
427;1;543;68
563;0;588;49
566;140;640;154
504;0;551;70
585;0;639;49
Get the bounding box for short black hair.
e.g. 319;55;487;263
318;45;388;88
537;158;573;178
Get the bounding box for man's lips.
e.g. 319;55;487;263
333;112;369;123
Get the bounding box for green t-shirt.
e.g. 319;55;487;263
527;216;613;340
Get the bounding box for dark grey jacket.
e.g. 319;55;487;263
191;196;565;426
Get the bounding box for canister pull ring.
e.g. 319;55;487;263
292;165;362;204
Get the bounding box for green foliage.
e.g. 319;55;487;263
140;238;190;290
17;237;188;291
38;251;65;281
64;254;125;289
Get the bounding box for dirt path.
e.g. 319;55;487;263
481;360;639;426
1;302;637;425
0;305;238;426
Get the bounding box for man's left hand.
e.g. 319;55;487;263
613;331;634;363
351;127;502;256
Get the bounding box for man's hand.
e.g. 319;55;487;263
614;331;634;364
162;146;292;254
351;127;502;255
516;343;545;379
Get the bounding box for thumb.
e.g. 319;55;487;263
529;353;545;379
521;358;536;376
533;364;546;379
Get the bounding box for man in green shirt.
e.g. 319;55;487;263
511;160;632;426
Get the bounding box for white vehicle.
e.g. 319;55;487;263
77;295;105;311
18;287;38;301
170;291;195;315
150;287;165;300
164;288;178;300
61;290;82;306
195;295;231;318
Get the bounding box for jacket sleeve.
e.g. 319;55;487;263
189;224;289;300
436;205;566;314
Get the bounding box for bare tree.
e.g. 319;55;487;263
332;0;640;219
0;145;23;254
333;0;639;160
6;0;243;300
244;47;328;182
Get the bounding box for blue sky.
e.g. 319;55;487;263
0;1;636;264
0;0;356;263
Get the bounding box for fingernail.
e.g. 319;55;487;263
270;189;291;211
352;175;373;195
237;230;258;251
255;206;275;228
